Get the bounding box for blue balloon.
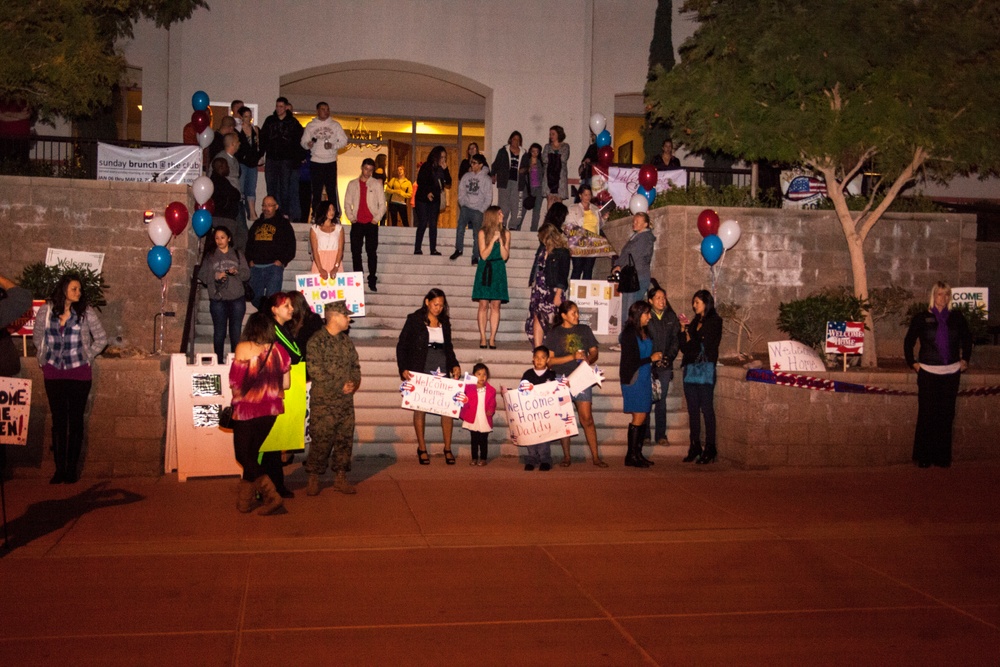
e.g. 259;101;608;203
638;185;656;206
191;90;209;111
147;246;172;278
595;129;612;148
192;209;213;237
701;235;724;266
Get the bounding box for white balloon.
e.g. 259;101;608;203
718;219;742;250
629;193;649;214
589;112;607;135
147;215;172;246
197;127;215;148
192;175;214;205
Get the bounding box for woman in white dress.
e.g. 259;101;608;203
309;200;344;279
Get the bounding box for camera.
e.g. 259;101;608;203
607;269;621;283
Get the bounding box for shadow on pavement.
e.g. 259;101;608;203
1;482;145;556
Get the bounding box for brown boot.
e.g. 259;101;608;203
332;471;357;495
255;475;285;515
306;473;321;497
236;479;259;513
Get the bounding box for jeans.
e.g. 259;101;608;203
648;372;671;442
239;163;258;218
683;381;716;453
571;257;596;280
232;416;276;481
523;442;552;466
470;431;489;461
414;200;440;252
264;158;297;218
209;297;246;363
454;207;483;256
388;202;409;227
527;185;544;231
248;264;284;310
620;277;651;324
310;160;340;219
350;222;379;286
44;378;92;479
497;184;523;230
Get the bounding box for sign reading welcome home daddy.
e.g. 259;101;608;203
399;371;466;419
825;321;864;354
502;380;578;447
97;143;203;184
0;377;31;446
295;272;366;317
951;287;989;314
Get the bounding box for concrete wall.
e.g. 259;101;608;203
604;206;978;359
9;359;168;477
0;175;198;353
715;366;1000;468
977;242;1000;327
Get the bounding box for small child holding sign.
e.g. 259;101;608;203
459;363;496;466
520;346;557;471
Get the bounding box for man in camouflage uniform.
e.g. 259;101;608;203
305;301;361;495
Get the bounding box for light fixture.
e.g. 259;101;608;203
347;117;382;151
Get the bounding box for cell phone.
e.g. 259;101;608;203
679;312;690;325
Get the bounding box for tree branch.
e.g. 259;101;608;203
841;148;877;190
858;147;927;241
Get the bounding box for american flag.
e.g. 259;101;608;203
785;175;827;201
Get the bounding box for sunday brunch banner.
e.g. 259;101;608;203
400;371;466;419
96;143;203;185
295;272;366;317
0;377;31;446
502;380;578;447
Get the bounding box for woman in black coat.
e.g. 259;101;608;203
903;281;973;468
396;288;462;464
413;146;452;255
679;289;723;464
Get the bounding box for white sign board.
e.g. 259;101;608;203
295;272;366;317
570;280;622;336
0;377;31;446
604;166;685;209
767;340;826;372
502;380;578;447
400;371;467;419
951;287;989;314
97;142;203;184
45;248;105;274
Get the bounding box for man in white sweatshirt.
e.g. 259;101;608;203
301;101;349;220
450;153;493;264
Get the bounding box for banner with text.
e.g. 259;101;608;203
97;143;203;185
0;377;31;446
502;380;578;447
825;321;864;354
295;272;366;317
604;166;685;209
767;340;826;372
951;287;989;314
400;371;467;419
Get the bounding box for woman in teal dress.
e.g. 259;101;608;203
619;300;662;467
472;205;511;349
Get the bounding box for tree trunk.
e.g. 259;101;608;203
845;233;877;367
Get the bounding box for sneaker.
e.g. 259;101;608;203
430;250;442;256
470;459;478;466
450;251;462;260
539;463;551;471
524;464;535;471
414;249;423;255
477;459;487;466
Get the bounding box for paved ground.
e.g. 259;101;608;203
1;454;998;666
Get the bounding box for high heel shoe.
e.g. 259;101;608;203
417;448;430;465
444;449;456;465
695;453;717;464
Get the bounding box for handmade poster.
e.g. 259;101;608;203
603;166;685;209
0;377;31;446
502;380;578;447
566;361;604;397
295;272;366;317
570;280;622;336
261;362;307;454
96;142;203;184
767;340;826;372
45;248;105;273
825;321;864;354
951;287;989;314
400;370;467;419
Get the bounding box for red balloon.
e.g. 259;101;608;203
197;198;215;215
597;145;614;166
191;110;210;134
697;209;721;237
165;201;189;235
638;164;658;191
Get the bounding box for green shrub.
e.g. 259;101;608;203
777;290;867;351
16;261;108;310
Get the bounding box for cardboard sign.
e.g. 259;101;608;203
566;361;604;396
400;371;467;419
502;380;578;447
570;280;622;336
825;321;864;354
0;377;32;446
6;300;43;336
295;272;366;317
45;248;105;273
951;287;989;314
767;340;826;372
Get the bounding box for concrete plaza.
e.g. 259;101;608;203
1;455;998;665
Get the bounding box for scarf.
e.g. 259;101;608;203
931;306;950;364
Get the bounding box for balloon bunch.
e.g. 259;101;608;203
191;90;214;149
590;113;614;170
146;202;189;278
629;165;659;214
696;209;742;266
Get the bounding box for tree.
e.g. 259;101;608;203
0;0;208;123
642;0;675;160
645;0;1000;365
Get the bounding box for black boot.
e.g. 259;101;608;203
696;445;717;464
625;424;649;468
50;434;67;484
683;437;702;463
636;422;655;466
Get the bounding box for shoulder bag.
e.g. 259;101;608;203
683;343;716;385
617;254;640;293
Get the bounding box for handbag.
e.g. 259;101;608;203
617;254;640;293
651;374;664;403
683;344;716;385
523;192;537;210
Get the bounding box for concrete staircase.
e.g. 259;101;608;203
194;224;689;461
